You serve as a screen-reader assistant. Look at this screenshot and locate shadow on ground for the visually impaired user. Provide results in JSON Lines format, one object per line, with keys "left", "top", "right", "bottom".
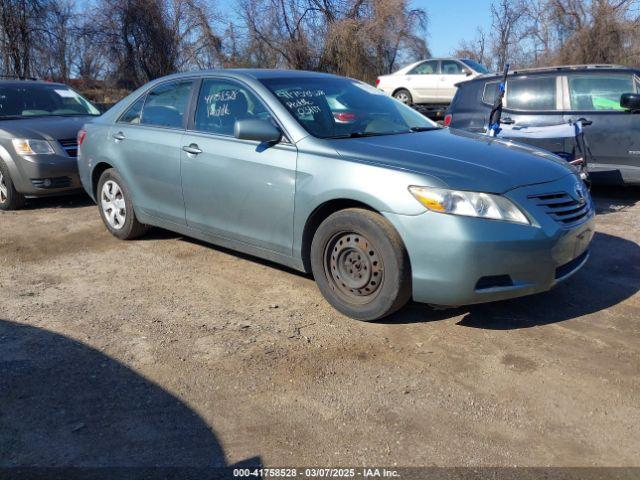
{"left": 590, "top": 185, "right": 640, "bottom": 216}
{"left": 23, "top": 193, "right": 94, "bottom": 210}
{"left": 0, "top": 320, "right": 259, "bottom": 476}
{"left": 383, "top": 231, "right": 640, "bottom": 329}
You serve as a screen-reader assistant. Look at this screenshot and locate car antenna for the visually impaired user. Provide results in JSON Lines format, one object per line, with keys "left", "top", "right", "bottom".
{"left": 487, "top": 63, "right": 510, "bottom": 137}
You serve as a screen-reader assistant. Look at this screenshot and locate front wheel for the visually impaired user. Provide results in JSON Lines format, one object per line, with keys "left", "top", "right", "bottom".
{"left": 310, "top": 208, "right": 412, "bottom": 321}
{"left": 97, "top": 168, "right": 149, "bottom": 240}
{"left": 0, "top": 161, "right": 25, "bottom": 211}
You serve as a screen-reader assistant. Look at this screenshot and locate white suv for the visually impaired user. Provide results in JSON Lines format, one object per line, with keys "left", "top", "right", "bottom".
{"left": 376, "top": 58, "right": 489, "bottom": 105}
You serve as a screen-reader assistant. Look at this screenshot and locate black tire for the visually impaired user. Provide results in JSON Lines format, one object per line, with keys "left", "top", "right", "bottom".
{"left": 0, "top": 160, "right": 26, "bottom": 211}
{"left": 393, "top": 88, "right": 413, "bottom": 105}
{"left": 96, "top": 168, "right": 149, "bottom": 240}
{"left": 310, "top": 208, "right": 412, "bottom": 321}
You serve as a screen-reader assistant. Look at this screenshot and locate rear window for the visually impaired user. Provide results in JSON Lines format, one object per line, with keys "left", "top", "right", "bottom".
{"left": 482, "top": 81, "right": 499, "bottom": 104}
{"left": 506, "top": 76, "right": 557, "bottom": 111}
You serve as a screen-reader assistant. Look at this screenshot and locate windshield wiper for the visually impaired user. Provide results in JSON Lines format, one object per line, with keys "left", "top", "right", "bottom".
{"left": 409, "top": 126, "right": 441, "bottom": 132}
{"left": 326, "top": 131, "right": 404, "bottom": 139}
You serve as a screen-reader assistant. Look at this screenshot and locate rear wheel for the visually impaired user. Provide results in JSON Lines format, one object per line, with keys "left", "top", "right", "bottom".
{"left": 393, "top": 89, "right": 413, "bottom": 105}
{"left": 0, "top": 161, "right": 25, "bottom": 211}
{"left": 310, "top": 208, "right": 412, "bottom": 321}
{"left": 97, "top": 168, "right": 149, "bottom": 240}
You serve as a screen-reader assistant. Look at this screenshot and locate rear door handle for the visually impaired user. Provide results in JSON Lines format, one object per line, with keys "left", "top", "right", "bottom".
{"left": 112, "top": 132, "right": 125, "bottom": 141}
{"left": 501, "top": 117, "right": 515, "bottom": 124}
{"left": 182, "top": 144, "right": 202, "bottom": 155}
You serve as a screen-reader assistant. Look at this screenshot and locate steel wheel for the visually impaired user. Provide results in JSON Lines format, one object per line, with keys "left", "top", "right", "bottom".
{"left": 324, "top": 232, "right": 384, "bottom": 304}
{"left": 0, "top": 171, "right": 7, "bottom": 204}
{"left": 101, "top": 180, "right": 126, "bottom": 230}
{"left": 394, "top": 91, "right": 411, "bottom": 104}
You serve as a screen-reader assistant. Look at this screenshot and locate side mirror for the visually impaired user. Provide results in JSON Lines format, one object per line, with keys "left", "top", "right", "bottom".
{"left": 621, "top": 93, "right": 640, "bottom": 112}
{"left": 234, "top": 119, "right": 282, "bottom": 143}
{"left": 462, "top": 68, "right": 472, "bottom": 76}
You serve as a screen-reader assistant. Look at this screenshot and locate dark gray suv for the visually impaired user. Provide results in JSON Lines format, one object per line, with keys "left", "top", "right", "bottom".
{"left": 0, "top": 79, "right": 100, "bottom": 210}
{"left": 446, "top": 65, "right": 640, "bottom": 185}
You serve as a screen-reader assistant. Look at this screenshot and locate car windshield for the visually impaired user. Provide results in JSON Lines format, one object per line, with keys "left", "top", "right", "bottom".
{"left": 0, "top": 84, "right": 100, "bottom": 119}
{"left": 461, "top": 59, "right": 489, "bottom": 74}
{"left": 260, "top": 77, "right": 437, "bottom": 139}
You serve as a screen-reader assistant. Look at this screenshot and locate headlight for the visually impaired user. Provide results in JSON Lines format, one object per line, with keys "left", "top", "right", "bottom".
{"left": 12, "top": 139, "right": 55, "bottom": 155}
{"left": 409, "top": 186, "right": 530, "bottom": 225}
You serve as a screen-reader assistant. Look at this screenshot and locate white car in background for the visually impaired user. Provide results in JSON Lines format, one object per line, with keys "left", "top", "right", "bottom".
{"left": 376, "top": 58, "right": 489, "bottom": 106}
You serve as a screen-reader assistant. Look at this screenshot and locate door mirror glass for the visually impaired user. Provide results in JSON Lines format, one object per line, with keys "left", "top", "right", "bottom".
{"left": 621, "top": 93, "right": 640, "bottom": 112}
{"left": 234, "top": 118, "right": 281, "bottom": 143}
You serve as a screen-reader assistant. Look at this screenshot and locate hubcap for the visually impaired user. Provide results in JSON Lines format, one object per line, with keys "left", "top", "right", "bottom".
{"left": 325, "top": 232, "right": 383, "bottom": 302}
{"left": 395, "top": 92, "right": 410, "bottom": 104}
{"left": 0, "top": 172, "right": 7, "bottom": 204}
{"left": 101, "top": 180, "right": 126, "bottom": 230}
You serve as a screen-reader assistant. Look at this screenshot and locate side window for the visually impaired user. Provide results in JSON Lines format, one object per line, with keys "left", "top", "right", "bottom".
{"left": 568, "top": 74, "right": 636, "bottom": 111}
{"left": 506, "top": 76, "right": 556, "bottom": 111}
{"left": 441, "top": 60, "right": 464, "bottom": 75}
{"left": 194, "top": 79, "right": 272, "bottom": 136}
{"left": 409, "top": 60, "right": 438, "bottom": 75}
{"left": 118, "top": 97, "right": 145, "bottom": 124}
{"left": 140, "top": 80, "right": 193, "bottom": 128}
{"left": 482, "top": 81, "right": 499, "bottom": 104}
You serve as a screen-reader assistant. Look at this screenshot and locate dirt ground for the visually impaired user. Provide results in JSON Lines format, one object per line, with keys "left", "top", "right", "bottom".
{"left": 1, "top": 186, "right": 639, "bottom": 469}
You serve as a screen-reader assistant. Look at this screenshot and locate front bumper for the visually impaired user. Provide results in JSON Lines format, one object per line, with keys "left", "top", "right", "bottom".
{"left": 12, "top": 154, "right": 82, "bottom": 195}
{"left": 385, "top": 176, "right": 596, "bottom": 306}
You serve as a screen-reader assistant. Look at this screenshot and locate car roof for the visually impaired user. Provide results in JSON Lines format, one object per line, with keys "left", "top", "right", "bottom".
{"left": 161, "top": 69, "right": 343, "bottom": 82}
{"left": 0, "top": 79, "right": 68, "bottom": 88}
{"left": 467, "top": 64, "right": 639, "bottom": 84}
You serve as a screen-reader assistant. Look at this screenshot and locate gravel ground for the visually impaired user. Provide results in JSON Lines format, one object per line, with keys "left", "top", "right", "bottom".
{"left": 1, "top": 186, "right": 639, "bottom": 468}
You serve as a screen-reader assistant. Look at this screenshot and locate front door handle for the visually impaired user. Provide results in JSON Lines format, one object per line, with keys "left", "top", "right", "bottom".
{"left": 182, "top": 144, "right": 202, "bottom": 155}
{"left": 501, "top": 117, "right": 515, "bottom": 124}
{"left": 112, "top": 132, "right": 125, "bottom": 141}
{"left": 575, "top": 117, "right": 593, "bottom": 126}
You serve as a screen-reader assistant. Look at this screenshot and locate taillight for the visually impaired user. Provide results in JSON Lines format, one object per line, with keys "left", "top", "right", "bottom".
{"left": 444, "top": 114, "right": 452, "bottom": 127}
{"left": 375, "top": 78, "right": 380, "bottom": 87}
{"left": 77, "top": 129, "right": 87, "bottom": 146}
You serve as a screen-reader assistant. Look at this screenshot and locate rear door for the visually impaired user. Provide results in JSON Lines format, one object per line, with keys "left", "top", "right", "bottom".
{"left": 439, "top": 60, "right": 469, "bottom": 101}
{"left": 562, "top": 71, "right": 640, "bottom": 183}
{"left": 110, "top": 79, "right": 195, "bottom": 224}
{"left": 501, "top": 74, "right": 567, "bottom": 154}
{"left": 404, "top": 60, "right": 440, "bottom": 103}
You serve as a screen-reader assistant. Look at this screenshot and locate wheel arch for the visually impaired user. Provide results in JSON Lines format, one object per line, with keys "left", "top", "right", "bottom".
{"left": 300, "top": 198, "right": 381, "bottom": 273}
{"left": 91, "top": 162, "right": 115, "bottom": 198}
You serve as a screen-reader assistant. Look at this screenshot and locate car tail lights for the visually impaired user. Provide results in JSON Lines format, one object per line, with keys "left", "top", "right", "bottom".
{"left": 444, "top": 114, "right": 452, "bottom": 127}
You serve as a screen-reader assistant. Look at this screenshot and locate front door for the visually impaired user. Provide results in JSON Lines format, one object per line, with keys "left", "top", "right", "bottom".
{"left": 439, "top": 60, "right": 468, "bottom": 102}
{"left": 180, "top": 78, "right": 297, "bottom": 255}
{"left": 110, "top": 79, "right": 195, "bottom": 224}
{"left": 562, "top": 72, "right": 640, "bottom": 183}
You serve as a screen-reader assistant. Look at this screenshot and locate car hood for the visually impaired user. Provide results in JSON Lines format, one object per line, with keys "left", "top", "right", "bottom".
{"left": 327, "top": 128, "right": 574, "bottom": 193}
{"left": 0, "top": 115, "right": 95, "bottom": 141}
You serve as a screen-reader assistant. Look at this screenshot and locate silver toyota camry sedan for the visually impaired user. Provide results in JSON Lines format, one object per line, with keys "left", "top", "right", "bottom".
{"left": 77, "top": 70, "right": 595, "bottom": 321}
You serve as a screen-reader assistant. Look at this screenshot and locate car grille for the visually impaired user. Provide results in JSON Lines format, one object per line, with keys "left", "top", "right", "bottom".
{"left": 528, "top": 191, "right": 591, "bottom": 226}
{"left": 58, "top": 138, "right": 78, "bottom": 157}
